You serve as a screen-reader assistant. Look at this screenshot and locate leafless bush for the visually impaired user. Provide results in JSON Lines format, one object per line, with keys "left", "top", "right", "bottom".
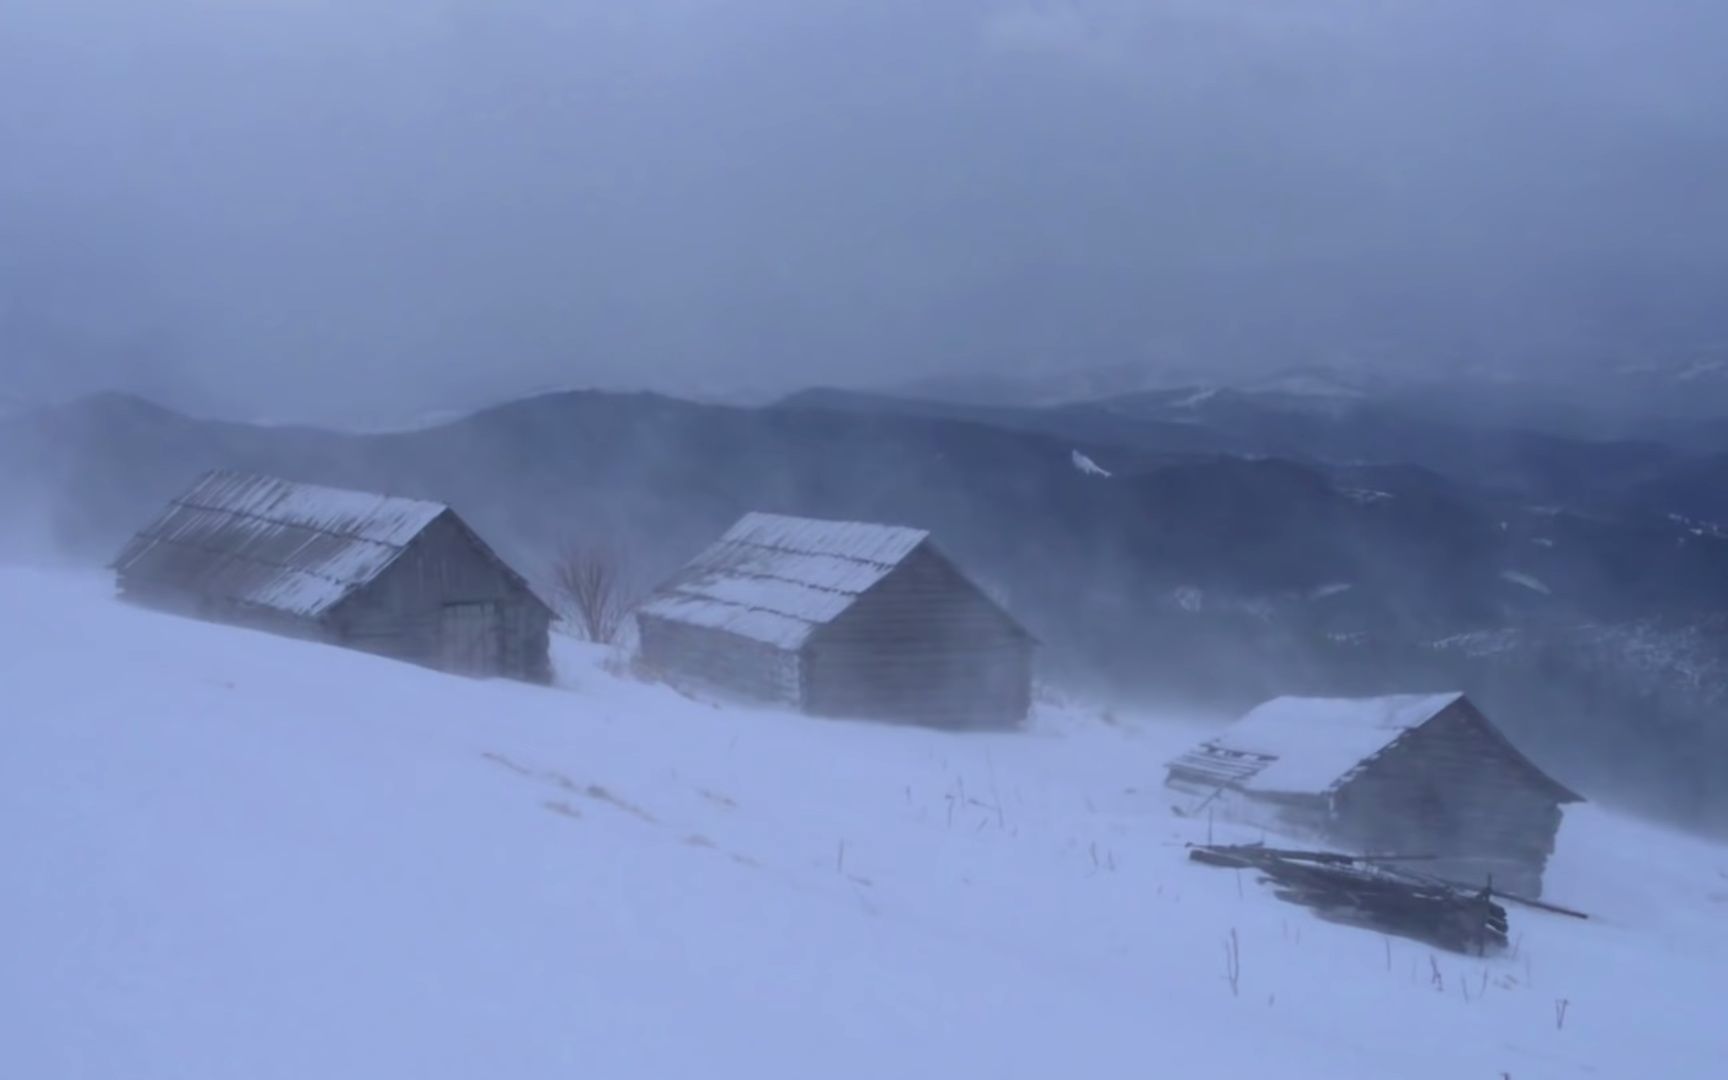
{"left": 551, "top": 539, "right": 636, "bottom": 644}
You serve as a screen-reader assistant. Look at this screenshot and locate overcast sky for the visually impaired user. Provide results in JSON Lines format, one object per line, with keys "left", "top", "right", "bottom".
{"left": 3, "top": 1, "right": 1726, "bottom": 424}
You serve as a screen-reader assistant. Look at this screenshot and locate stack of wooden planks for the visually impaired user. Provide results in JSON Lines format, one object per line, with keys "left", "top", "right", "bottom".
{"left": 1189, "top": 843, "right": 1520, "bottom": 954}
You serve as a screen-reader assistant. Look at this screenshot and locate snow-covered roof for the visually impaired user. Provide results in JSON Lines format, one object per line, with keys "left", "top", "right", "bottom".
{"left": 1167, "top": 692, "right": 1582, "bottom": 803}
{"left": 1167, "top": 693, "right": 1469, "bottom": 798}
{"left": 637, "top": 512, "right": 933, "bottom": 649}
{"left": 113, "top": 470, "right": 450, "bottom": 618}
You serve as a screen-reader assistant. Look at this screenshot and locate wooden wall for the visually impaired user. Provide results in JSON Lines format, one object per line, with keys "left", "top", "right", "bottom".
{"left": 802, "top": 544, "right": 1032, "bottom": 729}
{"left": 329, "top": 512, "right": 551, "bottom": 682}
{"left": 636, "top": 615, "right": 804, "bottom": 707}
{"left": 1328, "top": 703, "right": 1565, "bottom": 896}
{"left": 118, "top": 578, "right": 341, "bottom": 648}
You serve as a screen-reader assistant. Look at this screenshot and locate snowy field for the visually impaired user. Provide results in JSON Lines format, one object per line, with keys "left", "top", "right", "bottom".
{"left": 2, "top": 568, "right": 1725, "bottom": 1078}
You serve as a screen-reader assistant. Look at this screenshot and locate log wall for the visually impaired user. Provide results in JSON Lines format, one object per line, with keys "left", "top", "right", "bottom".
{"left": 329, "top": 512, "right": 551, "bottom": 682}
{"left": 635, "top": 615, "right": 804, "bottom": 707}
{"left": 801, "top": 545, "right": 1032, "bottom": 728}
{"left": 1329, "top": 702, "right": 1565, "bottom": 896}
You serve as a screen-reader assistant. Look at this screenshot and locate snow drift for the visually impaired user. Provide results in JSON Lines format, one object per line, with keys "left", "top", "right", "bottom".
{"left": 1, "top": 569, "right": 1724, "bottom": 1079}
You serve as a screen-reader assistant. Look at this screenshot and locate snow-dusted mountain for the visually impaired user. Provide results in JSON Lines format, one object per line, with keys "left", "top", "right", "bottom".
{"left": 887, "top": 363, "right": 1378, "bottom": 411}
{"left": 889, "top": 361, "right": 1199, "bottom": 408}
{"left": 886, "top": 357, "right": 1728, "bottom": 446}
{"left": 3, "top": 567, "right": 1724, "bottom": 1078}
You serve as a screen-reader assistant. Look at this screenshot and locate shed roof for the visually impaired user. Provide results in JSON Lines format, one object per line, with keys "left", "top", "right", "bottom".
{"left": 1166, "top": 692, "right": 1581, "bottom": 802}
{"left": 112, "top": 470, "right": 450, "bottom": 618}
{"left": 637, "top": 511, "right": 935, "bottom": 649}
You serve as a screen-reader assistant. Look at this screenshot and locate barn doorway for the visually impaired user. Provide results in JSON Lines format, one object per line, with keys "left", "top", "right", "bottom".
{"left": 438, "top": 602, "right": 502, "bottom": 676}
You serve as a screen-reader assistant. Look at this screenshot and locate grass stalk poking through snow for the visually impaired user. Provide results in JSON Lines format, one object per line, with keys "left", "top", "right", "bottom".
{"left": 1223, "top": 928, "right": 1242, "bottom": 998}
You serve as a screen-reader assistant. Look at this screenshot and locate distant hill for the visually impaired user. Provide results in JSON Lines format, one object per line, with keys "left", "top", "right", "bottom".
{"left": 784, "top": 383, "right": 1685, "bottom": 506}
{"left": 4, "top": 387, "right": 1728, "bottom": 828}
{"left": 882, "top": 358, "right": 1728, "bottom": 447}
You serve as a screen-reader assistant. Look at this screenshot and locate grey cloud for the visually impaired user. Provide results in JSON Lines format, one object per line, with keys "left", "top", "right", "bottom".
{"left": 2, "top": 1, "right": 1726, "bottom": 424}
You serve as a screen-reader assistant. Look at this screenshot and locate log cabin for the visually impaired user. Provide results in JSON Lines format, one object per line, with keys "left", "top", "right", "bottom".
{"left": 1165, "top": 693, "right": 1583, "bottom": 896}
{"left": 636, "top": 512, "right": 1034, "bottom": 728}
{"left": 112, "top": 470, "right": 552, "bottom": 682}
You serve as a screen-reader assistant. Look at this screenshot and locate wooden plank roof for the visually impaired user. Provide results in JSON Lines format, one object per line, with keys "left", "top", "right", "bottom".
{"left": 112, "top": 470, "right": 449, "bottom": 618}
{"left": 637, "top": 512, "right": 933, "bottom": 650}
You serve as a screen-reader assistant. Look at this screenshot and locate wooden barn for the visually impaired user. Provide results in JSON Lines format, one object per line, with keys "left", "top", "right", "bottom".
{"left": 636, "top": 512, "right": 1034, "bottom": 728}
{"left": 1165, "top": 693, "right": 1582, "bottom": 896}
{"left": 112, "top": 470, "right": 553, "bottom": 682}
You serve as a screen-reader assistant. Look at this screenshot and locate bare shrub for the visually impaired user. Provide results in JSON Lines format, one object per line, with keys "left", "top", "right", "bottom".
{"left": 551, "top": 539, "right": 636, "bottom": 644}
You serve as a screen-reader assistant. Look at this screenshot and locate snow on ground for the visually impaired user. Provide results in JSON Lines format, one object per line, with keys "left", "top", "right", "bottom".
{"left": 1070, "top": 449, "right": 1112, "bottom": 477}
{"left": 1171, "top": 385, "right": 1222, "bottom": 409}
{"left": 1341, "top": 487, "right": 1395, "bottom": 505}
{"left": 1503, "top": 570, "right": 1555, "bottom": 596}
{"left": 2, "top": 568, "right": 1725, "bottom": 1079}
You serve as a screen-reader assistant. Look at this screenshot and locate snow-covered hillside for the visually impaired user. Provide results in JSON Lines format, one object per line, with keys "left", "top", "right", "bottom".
{"left": 2, "top": 570, "right": 1724, "bottom": 1079}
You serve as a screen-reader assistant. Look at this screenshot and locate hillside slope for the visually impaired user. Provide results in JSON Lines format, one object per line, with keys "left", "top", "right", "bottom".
{"left": 2, "top": 570, "right": 1724, "bottom": 1078}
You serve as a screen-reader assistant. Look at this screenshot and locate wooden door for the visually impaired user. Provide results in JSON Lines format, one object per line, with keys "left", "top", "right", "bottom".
{"left": 439, "top": 602, "right": 501, "bottom": 676}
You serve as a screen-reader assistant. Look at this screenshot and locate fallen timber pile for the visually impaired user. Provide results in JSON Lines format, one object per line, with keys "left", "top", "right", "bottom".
{"left": 1187, "top": 843, "right": 1581, "bottom": 954}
